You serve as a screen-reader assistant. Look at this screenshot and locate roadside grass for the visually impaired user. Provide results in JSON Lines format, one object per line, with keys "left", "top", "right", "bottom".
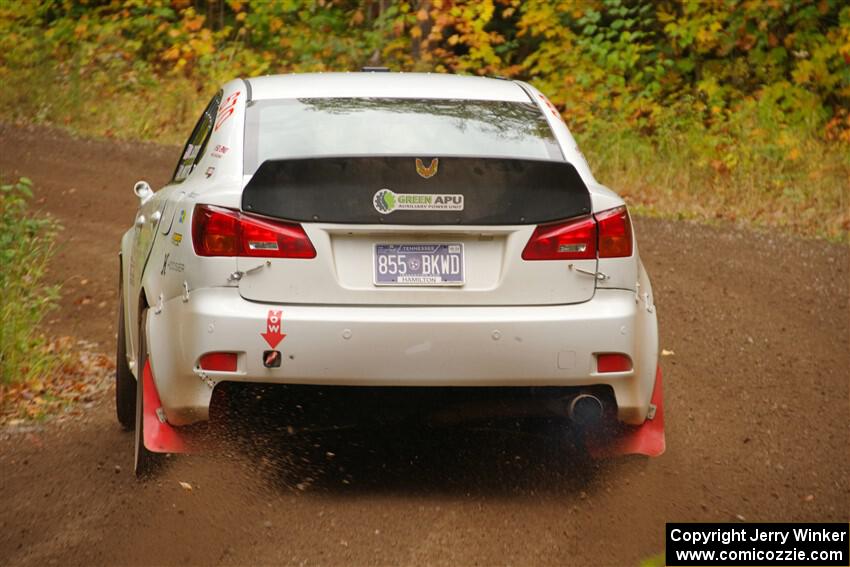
{"left": 0, "top": 177, "right": 63, "bottom": 399}
{"left": 0, "top": 178, "right": 115, "bottom": 423}
{"left": 578, "top": 106, "right": 850, "bottom": 243}
{"left": 0, "top": 57, "right": 198, "bottom": 145}
{"left": 0, "top": 341, "right": 115, "bottom": 424}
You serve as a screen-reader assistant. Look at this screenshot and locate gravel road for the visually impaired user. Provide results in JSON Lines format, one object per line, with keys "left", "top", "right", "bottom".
{"left": 1, "top": 123, "right": 847, "bottom": 566}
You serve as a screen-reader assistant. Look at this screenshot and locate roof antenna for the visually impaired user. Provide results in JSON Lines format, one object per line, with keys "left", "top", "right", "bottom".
{"left": 367, "top": 48, "right": 381, "bottom": 66}
{"left": 362, "top": 49, "right": 389, "bottom": 72}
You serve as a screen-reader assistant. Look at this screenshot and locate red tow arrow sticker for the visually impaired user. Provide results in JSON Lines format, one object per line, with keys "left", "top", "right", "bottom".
{"left": 261, "top": 310, "right": 286, "bottom": 349}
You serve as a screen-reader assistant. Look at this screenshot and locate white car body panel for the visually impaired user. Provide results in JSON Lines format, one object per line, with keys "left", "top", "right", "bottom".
{"left": 236, "top": 223, "right": 598, "bottom": 306}
{"left": 148, "top": 285, "right": 657, "bottom": 426}
{"left": 247, "top": 72, "right": 532, "bottom": 103}
{"left": 120, "top": 72, "right": 659, "bottom": 429}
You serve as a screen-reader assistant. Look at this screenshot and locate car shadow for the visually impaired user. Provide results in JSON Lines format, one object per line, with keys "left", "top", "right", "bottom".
{"left": 198, "top": 383, "right": 637, "bottom": 498}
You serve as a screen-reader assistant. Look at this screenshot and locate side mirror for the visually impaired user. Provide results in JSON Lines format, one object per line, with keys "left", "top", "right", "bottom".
{"left": 133, "top": 181, "right": 153, "bottom": 205}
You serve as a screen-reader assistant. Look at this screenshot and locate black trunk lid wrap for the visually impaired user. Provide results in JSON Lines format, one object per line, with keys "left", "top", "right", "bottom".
{"left": 241, "top": 156, "right": 591, "bottom": 225}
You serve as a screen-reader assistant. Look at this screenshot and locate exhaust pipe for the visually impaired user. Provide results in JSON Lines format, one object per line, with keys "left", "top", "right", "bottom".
{"left": 567, "top": 394, "right": 604, "bottom": 426}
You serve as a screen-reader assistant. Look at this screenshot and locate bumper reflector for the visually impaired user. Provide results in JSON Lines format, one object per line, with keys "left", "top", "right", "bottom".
{"left": 199, "top": 352, "right": 238, "bottom": 372}
{"left": 597, "top": 353, "right": 632, "bottom": 373}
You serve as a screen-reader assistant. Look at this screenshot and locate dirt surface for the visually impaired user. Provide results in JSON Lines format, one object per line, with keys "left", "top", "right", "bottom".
{"left": 1, "top": 123, "right": 848, "bottom": 566}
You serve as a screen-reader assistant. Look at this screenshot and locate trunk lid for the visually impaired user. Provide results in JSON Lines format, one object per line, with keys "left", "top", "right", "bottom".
{"left": 236, "top": 156, "right": 597, "bottom": 306}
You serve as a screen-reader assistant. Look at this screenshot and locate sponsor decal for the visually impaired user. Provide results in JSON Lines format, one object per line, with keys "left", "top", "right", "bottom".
{"left": 205, "top": 166, "right": 215, "bottom": 178}
{"left": 178, "top": 209, "right": 186, "bottom": 224}
{"left": 415, "top": 157, "right": 439, "bottom": 179}
{"left": 210, "top": 144, "right": 229, "bottom": 158}
{"left": 171, "top": 233, "right": 183, "bottom": 246}
{"left": 373, "top": 189, "right": 463, "bottom": 214}
{"left": 167, "top": 260, "right": 185, "bottom": 273}
{"left": 261, "top": 310, "right": 286, "bottom": 349}
{"left": 538, "top": 93, "right": 562, "bottom": 120}
{"left": 214, "top": 91, "right": 240, "bottom": 132}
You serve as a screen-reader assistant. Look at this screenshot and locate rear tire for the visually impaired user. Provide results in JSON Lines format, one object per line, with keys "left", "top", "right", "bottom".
{"left": 115, "top": 288, "right": 136, "bottom": 429}
{"left": 134, "top": 309, "right": 163, "bottom": 477}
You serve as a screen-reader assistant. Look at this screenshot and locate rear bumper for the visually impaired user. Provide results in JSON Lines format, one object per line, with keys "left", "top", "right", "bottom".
{"left": 148, "top": 287, "right": 658, "bottom": 426}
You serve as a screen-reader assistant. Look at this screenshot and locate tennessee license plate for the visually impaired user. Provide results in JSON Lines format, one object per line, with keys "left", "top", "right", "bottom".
{"left": 374, "top": 243, "right": 465, "bottom": 286}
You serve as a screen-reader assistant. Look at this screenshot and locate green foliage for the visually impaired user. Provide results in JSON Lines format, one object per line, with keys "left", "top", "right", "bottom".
{"left": 0, "top": 178, "right": 61, "bottom": 385}
{"left": 0, "top": 0, "right": 847, "bottom": 239}
{"left": 639, "top": 553, "right": 665, "bottom": 567}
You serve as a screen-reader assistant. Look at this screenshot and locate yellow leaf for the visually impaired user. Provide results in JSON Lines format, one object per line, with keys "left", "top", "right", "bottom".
{"left": 162, "top": 46, "right": 181, "bottom": 61}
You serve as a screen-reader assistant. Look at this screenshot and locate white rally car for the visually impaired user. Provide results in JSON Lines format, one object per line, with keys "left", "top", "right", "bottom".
{"left": 117, "top": 72, "right": 664, "bottom": 474}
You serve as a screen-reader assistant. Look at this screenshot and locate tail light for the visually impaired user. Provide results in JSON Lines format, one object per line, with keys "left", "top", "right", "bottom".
{"left": 596, "top": 206, "right": 632, "bottom": 258}
{"left": 521, "top": 206, "right": 632, "bottom": 261}
{"left": 596, "top": 353, "right": 633, "bottom": 373}
{"left": 521, "top": 216, "right": 597, "bottom": 260}
{"left": 192, "top": 204, "right": 316, "bottom": 258}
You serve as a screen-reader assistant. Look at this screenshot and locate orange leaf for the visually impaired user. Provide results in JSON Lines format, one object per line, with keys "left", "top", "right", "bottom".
{"left": 185, "top": 16, "right": 204, "bottom": 32}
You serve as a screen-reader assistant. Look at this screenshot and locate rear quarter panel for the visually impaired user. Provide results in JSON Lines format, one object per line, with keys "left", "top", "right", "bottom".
{"left": 128, "top": 79, "right": 248, "bottom": 372}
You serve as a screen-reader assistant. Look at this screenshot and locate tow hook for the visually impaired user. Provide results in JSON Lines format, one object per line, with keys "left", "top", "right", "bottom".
{"left": 263, "top": 350, "right": 282, "bottom": 368}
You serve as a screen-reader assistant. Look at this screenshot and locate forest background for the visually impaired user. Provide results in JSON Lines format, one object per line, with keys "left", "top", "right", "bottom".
{"left": 1, "top": 0, "right": 848, "bottom": 240}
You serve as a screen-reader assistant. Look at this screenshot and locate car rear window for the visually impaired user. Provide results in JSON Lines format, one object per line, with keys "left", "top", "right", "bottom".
{"left": 243, "top": 98, "right": 562, "bottom": 174}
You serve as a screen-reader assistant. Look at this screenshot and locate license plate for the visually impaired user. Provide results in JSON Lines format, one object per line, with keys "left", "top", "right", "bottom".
{"left": 374, "top": 243, "right": 465, "bottom": 286}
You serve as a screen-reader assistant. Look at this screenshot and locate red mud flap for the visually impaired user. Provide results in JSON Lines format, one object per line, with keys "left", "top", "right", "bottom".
{"left": 142, "top": 361, "right": 191, "bottom": 454}
{"left": 588, "top": 366, "right": 666, "bottom": 458}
